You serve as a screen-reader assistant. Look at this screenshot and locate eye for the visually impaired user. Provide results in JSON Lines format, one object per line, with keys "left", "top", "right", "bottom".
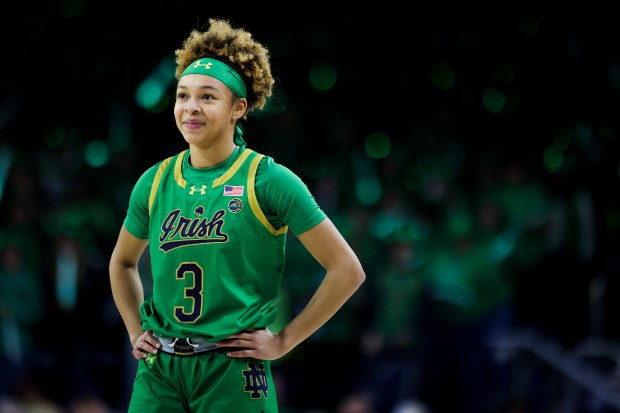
{"left": 202, "top": 94, "right": 214, "bottom": 101}
{"left": 177, "top": 92, "right": 188, "bottom": 99}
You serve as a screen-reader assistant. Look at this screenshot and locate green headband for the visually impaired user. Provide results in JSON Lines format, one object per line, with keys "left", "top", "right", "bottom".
{"left": 180, "top": 58, "right": 247, "bottom": 98}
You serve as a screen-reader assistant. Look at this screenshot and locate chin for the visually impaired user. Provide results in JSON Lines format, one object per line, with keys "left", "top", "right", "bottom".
{"left": 182, "top": 134, "right": 204, "bottom": 144}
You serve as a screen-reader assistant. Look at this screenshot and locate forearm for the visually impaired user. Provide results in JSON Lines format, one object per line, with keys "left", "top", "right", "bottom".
{"left": 278, "top": 262, "right": 364, "bottom": 353}
{"left": 109, "top": 261, "right": 145, "bottom": 344}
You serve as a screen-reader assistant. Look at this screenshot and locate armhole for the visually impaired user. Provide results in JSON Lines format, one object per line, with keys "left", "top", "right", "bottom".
{"left": 248, "top": 155, "right": 288, "bottom": 235}
{"left": 148, "top": 155, "right": 175, "bottom": 215}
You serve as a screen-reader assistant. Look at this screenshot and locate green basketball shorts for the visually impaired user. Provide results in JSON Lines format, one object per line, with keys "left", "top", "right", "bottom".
{"left": 127, "top": 349, "right": 278, "bottom": 413}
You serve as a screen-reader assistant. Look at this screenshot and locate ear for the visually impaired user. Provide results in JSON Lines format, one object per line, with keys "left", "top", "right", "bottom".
{"left": 232, "top": 98, "right": 248, "bottom": 120}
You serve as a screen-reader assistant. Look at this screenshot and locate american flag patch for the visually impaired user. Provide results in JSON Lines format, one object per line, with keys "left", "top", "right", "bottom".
{"left": 223, "top": 185, "right": 244, "bottom": 196}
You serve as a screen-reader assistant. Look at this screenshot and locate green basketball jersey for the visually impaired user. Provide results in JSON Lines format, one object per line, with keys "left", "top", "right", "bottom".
{"left": 133, "top": 147, "right": 298, "bottom": 341}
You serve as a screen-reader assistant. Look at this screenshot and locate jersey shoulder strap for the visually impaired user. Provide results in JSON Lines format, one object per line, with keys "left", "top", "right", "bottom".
{"left": 246, "top": 151, "right": 288, "bottom": 235}
{"left": 147, "top": 148, "right": 254, "bottom": 215}
{"left": 148, "top": 150, "right": 186, "bottom": 215}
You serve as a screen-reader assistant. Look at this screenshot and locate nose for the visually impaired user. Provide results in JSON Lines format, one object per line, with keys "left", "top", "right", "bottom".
{"left": 185, "top": 99, "right": 200, "bottom": 113}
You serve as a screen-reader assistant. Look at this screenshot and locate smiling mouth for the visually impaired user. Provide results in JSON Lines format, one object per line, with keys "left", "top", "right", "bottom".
{"left": 184, "top": 121, "right": 204, "bottom": 128}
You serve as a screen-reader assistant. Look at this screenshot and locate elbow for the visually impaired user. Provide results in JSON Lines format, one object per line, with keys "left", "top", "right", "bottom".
{"left": 356, "top": 265, "right": 366, "bottom": 287}
{"left": 109, "top": 251, "right": 122, "bottom": 277}
{"left": 350, "top": 259, "right": 366, "bottom": 289}
{"left": 109, "top": 250, "right": 137, "bottom": 277}
{"left": 324, "top": 253, "right": 365, "bottom": 290}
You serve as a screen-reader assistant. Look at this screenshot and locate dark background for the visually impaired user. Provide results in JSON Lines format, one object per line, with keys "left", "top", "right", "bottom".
{"left": 1, "top": 3, "right": 620, "bottom": 413}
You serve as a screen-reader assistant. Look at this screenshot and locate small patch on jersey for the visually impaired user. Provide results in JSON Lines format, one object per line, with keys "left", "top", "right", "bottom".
{"left": 195, "top": 206, "right": 205, "bottom": 216}
{"left": 228, "top": 198, "right": 243, "bottom": 213}
{"left": 223, "top": 185, "right": 244, "bottom": 196}
{"left": 189, "top": 184, "right": 207, "bottom": 195}
{"left": 242, "top": 362, "right": 269, "bottom": 399}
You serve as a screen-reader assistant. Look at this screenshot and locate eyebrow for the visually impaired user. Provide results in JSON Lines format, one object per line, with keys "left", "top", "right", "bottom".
{"left": 176, "top": 84, "right": 220, "bottom": 91}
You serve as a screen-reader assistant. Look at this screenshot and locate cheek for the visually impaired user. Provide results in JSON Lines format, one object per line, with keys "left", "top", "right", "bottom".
{"left": 173, "top": 106, "right": 183, "bottom": 121}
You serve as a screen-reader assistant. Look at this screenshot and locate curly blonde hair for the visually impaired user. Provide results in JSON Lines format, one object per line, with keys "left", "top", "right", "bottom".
{"left": 174, "top": 18, "right": 274, "bottom": 114}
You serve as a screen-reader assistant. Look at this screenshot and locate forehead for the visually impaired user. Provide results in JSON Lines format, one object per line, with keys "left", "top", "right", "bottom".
{"left": 177, "top": 74, "right": 227, "bottom": 92}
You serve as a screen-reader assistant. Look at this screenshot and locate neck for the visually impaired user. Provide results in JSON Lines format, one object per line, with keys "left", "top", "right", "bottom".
{"left": 188, "top": 141, "right": 237, "bottom": 168}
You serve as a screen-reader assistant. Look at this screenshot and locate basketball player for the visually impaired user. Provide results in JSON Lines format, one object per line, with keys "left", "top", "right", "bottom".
{"left": 109, "top": 18, "right": 365, "bottom": 413}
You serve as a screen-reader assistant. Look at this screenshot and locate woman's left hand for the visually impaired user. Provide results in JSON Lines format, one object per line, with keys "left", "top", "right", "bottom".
{"left": 216, "top": 328, "right": 286, "bottom": 360}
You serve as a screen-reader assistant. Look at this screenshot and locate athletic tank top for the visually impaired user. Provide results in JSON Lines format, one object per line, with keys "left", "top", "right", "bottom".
{"left": 140, "top": 148, "right": 287, "bottom": 341}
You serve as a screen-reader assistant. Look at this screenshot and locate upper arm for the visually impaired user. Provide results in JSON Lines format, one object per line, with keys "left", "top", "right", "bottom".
{"left": 110, "top": 225, "right": 149, "bottom": 269}
{"left": 296, "top": 218, "right": 363, "bottom": 274}
{"left": 255, "top": 157, "right": 326, "bottom": 235}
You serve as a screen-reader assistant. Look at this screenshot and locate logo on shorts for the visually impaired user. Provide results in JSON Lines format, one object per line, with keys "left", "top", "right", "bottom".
{"left": 242, "top": 362, "right": 268, "bottom": 399}
{"left": 145, "top": 353, "right": 157, "bottom": 365}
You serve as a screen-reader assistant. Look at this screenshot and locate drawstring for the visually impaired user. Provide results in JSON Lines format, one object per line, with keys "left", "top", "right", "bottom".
{"left": 167, "top": 337, "right": 198, "bottom": 347}
{"left": 186, "top": 338, "right": 199, "bottom": 348}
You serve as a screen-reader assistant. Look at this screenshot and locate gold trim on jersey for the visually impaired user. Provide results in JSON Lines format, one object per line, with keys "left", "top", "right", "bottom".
{"left": 248, "top": 154, "right": 288, "bottom": 235}
{"left": 212, "top": 148, "right": 253, "bottom": 188}
{"left": 174, "top": 150, "right": 188, "bottom": 189}
{"left": 150, "top": 148, "right": 288, "bottom": 236}
{"left": 169, "top": 148, "right": 251, "bottom": 190}
{"left": 149, "top": 155, "right": 175, "bottom": 213}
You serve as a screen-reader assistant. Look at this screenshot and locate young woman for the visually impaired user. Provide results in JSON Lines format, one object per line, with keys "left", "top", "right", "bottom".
{"left": 109, "top": 18, "right": 365, "bottom": 412}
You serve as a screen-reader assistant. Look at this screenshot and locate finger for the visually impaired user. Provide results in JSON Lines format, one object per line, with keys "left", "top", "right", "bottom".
{"left": 135, "top": 338, "right": 161, "bottom": 354}
{"left": 216, "top": 340, "right": 236, "bottom": 348}
{"left": 225, "top": 349, "right": 253, "bottom": 358}
{"left": 217, "top": 338, "right": 245, "bottom": 346}
{"left": 132, "top": 349, "right": 148, "bottom": 360}
{"left": 222, "top": 333, "right": 247, "bottom": 340}
{"left": 230, "top": 329, "right": 260, "bottom": 338}
{"left": 143, "top": 336, "right": 162, "bottom": 349}
{"left": 222, "top": 338, "right": 257, "bottom": 348}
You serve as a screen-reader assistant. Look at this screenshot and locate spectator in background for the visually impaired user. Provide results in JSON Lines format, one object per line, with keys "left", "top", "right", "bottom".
{"left": 0, "top": 244, "right": 44, "bottom": 399}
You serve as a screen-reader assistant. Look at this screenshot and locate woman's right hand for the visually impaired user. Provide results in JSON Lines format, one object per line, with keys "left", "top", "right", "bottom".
{"left": 131, "top": 330, "right": 162, "bottom": 359}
